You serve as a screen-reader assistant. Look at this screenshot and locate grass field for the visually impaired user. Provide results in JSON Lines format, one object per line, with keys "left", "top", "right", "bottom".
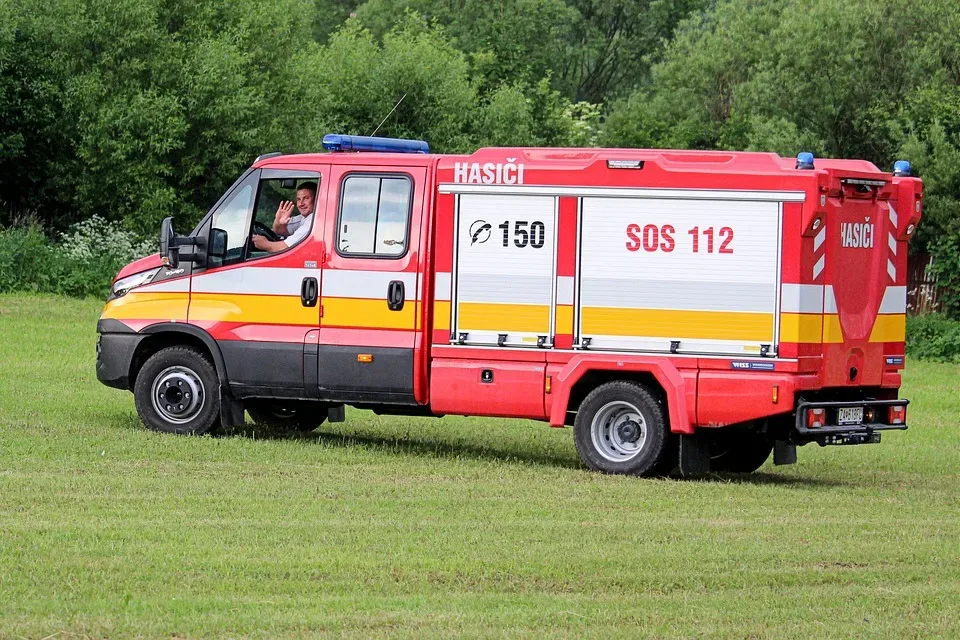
{"left": 1, "top": 294, "right": 958, "bottom": 638}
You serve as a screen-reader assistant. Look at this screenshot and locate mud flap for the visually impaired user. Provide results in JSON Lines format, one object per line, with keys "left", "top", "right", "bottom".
{"left": 219, "top": 386, "right": 245, "bottom": 428}
{"left": 679, "top": 434, "right": 710, "bottom": 475}
{"left": 328, "top": 404, "right": 346, "bottom": 423}
{"left": 774, "top": 440, "right": 797, "bottom": 465}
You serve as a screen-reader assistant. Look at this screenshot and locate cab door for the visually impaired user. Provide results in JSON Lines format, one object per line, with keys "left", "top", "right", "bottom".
{"left": 315, "top": 164, "right": 427, "bottom": 404}
{"left": 188, "top": 166, "right": 328, "bottom": 398}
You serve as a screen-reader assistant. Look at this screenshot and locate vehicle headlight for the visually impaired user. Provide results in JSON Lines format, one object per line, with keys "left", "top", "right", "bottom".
{"left": 112, "top": 268, "right": 159, "bottom": 297}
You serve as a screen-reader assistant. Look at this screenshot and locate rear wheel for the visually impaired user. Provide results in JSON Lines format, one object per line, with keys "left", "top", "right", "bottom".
{"left": 134, "top": 346, "right": 220, "bottom": 435}
{"left": 573, "top": 381, "right": 669, "bottom": 476}
{"left": 707, "top": 429, "right": 773, "bottom": 473}
{"left": 247, "top": 401, "right": 328, "bottom": 432}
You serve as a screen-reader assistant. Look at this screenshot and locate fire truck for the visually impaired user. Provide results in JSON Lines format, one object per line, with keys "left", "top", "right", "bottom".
{"left": 95, "top": 135, "right": 922, "bottom": 475}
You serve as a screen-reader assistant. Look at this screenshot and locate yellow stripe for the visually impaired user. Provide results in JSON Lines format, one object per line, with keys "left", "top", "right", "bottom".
{"left": 581, "top": 307, "right": 773, "bottom": 341}
{"left": 823, "top": 314, "right": 844, "bottom": 343}
{"left": 870, "top": 314, "right": 906, "bottom": 342}
{"left": 101, "top": 292, "right": 188, "bottom": 322}
{"left": 434, "top": 300, "right": 451, "bottom": 331}
{"left": 458, "top": 302, "right": 549, "bottom": 333}
{"left": 189, "top": 293, "right": 317, "bottom": 325}
{"left": 323, "top": 297, "right": 415, "bottom": 330}
{"left": 779, "top": 313, "right": 823, "bottom": 343}
{"left": 556, "top": 304, "right": 574, "bottom": 335}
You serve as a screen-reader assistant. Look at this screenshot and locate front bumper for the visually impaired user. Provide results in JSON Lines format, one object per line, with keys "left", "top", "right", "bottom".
{"left": 96, "top": 320, "right": 144, "bottom": 390}
{"left": 795, "top": 399, "right": 908, "bottom": 445}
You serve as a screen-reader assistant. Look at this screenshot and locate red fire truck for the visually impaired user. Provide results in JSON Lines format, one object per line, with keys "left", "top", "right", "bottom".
{"left": 96, "top": 135, "right": 921, "bottom": 475}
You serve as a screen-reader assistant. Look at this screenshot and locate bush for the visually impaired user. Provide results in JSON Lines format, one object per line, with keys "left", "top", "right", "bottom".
{"left": 0, "top": 218, "right": 151, "bottom": 299}
{"left": 906, "top": 313, "right": 960, "bottom": 363}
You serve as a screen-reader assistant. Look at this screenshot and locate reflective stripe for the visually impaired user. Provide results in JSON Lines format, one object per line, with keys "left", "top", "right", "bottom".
{"left": 101, "top": 292, "right": 188, "bottom": 322}
{"left": 435, "top": 272, "right": 452, "bottom": 302}
{"left": 322, "top": 270, "right": 417, "bottom": 300}
{"left": 192, "top": 267, "right": 417, "bottom": 300}
{"left": 189, "top": 293, "right": 316, "bottom": 325}
{"left": 138, "top": 278, "right": 190, "bottom": 294}
{"left": 779, "top": 313, "right": 823, "bottom": 343}
{"left": 780, "top": 284, "right": 824, "bottom": 314}
{"left": 823, "top": 285, "right": 838, "bottom": 314}
{"left": 879, "top": 286, "right": 907, "bottom": 314}
{"left": 870, "top": 314, "right": 905, "bottom": 342}
{"left": 557, "top": 276, "right": 574, "bottom": 306}
{"left": 458, "top": 302, "right": 550, "bottom": 333}
{"left": 192, "top": 267, "right": 313, "bottom": 296}
{"left": 323, "top": 297, "right": 416, "bottom": 330}
{"left": 581, "top": 307, "right": 774, "bottom": 341}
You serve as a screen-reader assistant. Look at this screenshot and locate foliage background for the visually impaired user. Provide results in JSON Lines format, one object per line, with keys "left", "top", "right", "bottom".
{"left": 1, "top": 0, "right": 958, "bottom": 314}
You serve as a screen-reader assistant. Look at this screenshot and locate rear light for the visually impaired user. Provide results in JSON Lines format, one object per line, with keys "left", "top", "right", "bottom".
{"left": 807, "top": 408, "right": 826, "bottom": 428}
{"left": 888, "top": 405, "right": 906, "bottom": 425}
{"left": 864, "top": 408, "right": 876, "bottom": 423}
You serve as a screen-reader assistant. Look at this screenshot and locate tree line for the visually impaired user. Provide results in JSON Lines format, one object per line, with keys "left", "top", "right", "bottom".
{"left": 1, "top": 0, "right": 958, "bottom": 312}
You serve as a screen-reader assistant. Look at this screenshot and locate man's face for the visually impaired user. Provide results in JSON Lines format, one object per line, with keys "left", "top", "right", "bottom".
{"left": 296, "top": 188, "right": 315, "bottom": 216}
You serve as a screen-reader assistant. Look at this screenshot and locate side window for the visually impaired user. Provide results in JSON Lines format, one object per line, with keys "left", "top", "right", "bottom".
{"left": 246, "top": 176, "right": 320, "bottom": 260}
{"left": 337, "top": 174, "right": 412, "bottom": 257}
{"left": 209, "top": 176, "right": 257, "bottom": 268}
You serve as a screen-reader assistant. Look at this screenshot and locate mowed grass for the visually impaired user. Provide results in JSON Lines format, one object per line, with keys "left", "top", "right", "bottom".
{"left": 0, "top": 294, "right": 958, "bottom": 639}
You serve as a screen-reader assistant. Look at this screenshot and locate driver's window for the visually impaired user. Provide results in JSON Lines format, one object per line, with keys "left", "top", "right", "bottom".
{"left": 245, "top": 176, "right": 320, "bottom": 260}
{"left": 209, "top": 175, "right": 257, "bottom": 268}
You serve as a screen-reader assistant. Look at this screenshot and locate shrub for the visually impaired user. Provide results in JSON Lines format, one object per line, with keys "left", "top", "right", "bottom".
{"left": 906, "top": 313, "right": 960, "bottom": 363}
{"left": 0, "top": 217, "right": 152, "bottom": 299}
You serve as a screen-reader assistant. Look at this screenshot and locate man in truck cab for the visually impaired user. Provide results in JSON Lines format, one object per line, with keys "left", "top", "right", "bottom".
{"left": 251, "top": 181, "right": 317, "bottom": 252}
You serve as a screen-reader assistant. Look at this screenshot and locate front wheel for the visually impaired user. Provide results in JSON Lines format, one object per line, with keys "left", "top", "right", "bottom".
{"left": 134, "top": 346, "right": 220, "bottom": 435}
{"left": 573, "top": 381, "right": 670, "bottom": 476}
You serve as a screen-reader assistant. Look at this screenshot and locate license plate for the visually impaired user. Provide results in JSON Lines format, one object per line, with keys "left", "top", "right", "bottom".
{"left": 837, "top": 407, "right": 864, "bottom": 425}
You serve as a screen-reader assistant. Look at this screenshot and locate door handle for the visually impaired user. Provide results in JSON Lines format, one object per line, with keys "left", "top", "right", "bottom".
{"left": 387, "top": 280, "right": 405, "bottom": 311}
{"left": 301, "top": 277, "right": 318, "bottom": 307}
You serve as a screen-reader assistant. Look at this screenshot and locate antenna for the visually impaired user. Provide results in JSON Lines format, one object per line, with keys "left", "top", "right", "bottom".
{"left": 370, "top": 93, "right": 407, "bottom": 137}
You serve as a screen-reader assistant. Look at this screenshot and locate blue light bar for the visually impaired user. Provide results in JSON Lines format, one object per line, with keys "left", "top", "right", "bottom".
{"left": 796, "top": 152, "right": 815, "bottom": 170}
{"left": 893, "top": 160, "right": 911, "bottom": 177}
{"left": 322, "top": 134, "right": 429, "bottom": 154}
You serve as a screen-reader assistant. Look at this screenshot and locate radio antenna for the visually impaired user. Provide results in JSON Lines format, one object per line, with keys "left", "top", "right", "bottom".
{"left": 370, "top": 93, "right": 407, "bottom": 137}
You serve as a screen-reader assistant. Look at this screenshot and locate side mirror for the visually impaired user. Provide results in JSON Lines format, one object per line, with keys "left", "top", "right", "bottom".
{"left": 159, "top": 217, "right": 179, "bottom": 268}
{"left": 209, "top": 228, "right": 228, "bottom": 259}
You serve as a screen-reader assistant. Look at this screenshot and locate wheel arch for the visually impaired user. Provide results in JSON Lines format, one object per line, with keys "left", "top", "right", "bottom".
{"left": 548, "top": 355, "right": 693, "bottom": 434}
{"left": 131, "top": 324, "right": 228, "bottom": 389}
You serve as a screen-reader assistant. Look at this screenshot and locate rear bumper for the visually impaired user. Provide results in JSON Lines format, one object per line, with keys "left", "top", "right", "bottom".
{"left": 96, "top": 321, "right": 143, "bottom": 390}
{"left": 795, "top": 399, "right": 908, "bottom": 445}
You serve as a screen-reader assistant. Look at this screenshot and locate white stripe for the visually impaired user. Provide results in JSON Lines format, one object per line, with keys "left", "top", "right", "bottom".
{"left": 192, "top": 267, "right": 312, "bottom": 296}
{"left": 887, "top": 259, "right": 896, "bottom": 282}
{"left": 138, "top": 278, "right": 189, "bottom": 294}
{"left": 557, "top": 276, "right": 574, "bottom": 305}
{"left": 888, "top": 232, "right": 897, "bottom": 255}
{"left": 780, "top": 284, "right": 824, "bottom": 313}
{"left": 434, "top": 272, "right": 452, "bottom": 302}
{"left": 322, "top": 270, "right": 417, "bottom": 299}
{"left": 879, "top": 286, "right": 907, "bottom": 314}
{"left": 813, "top": 226, "right": 826, "bottom": 252}
{"left": 888, "top": 202, "right": 898, "bottom": 228}
{"left": 813, "top": 254, "right": 825, "bottom": 280}
{"left": 824, "top": 285, "right": 837, "bottom": 314}
{"left": 438, "top": 183, "right": 806, "bottom": 202}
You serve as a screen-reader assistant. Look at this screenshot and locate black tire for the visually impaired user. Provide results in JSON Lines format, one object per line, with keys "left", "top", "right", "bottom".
{"left": 133, "top": 346, "right": 220, "bottom": 435}
{"left": 246, "top": 401, "right": 327, "bottom": 432}
{"left": 573, "top": 381, "right": 670, "bottom": 476}
{"left": 707, "top": 429, "right": 773, "bottom": 473}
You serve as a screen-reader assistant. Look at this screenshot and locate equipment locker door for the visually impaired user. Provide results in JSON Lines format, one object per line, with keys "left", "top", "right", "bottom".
{"left": 315, "top": 165, "right": 427, "bottom": 404}
{"left": 576, "top": 196, "right": 782, "bottom": 356}
{"left": 451, "top": 194, "right": 558, "bottom": 347}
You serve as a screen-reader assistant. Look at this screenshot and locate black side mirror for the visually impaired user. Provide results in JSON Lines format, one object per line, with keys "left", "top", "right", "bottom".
{"left": 209, "top": 228, "right": 228, "bottom": 259}
{"left": 159, "top": 217, "right": 179, "bottom": 268}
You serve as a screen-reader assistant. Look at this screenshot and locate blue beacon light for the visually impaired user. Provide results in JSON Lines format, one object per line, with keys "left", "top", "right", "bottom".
{"left": 796, "top": 152, "right": 815, "bottom": 170}
{"left": 322, "top": 134, "right": 429, "bottom": 154}
{"left": 893, "top": 160, "right": 911, "bottom": 177}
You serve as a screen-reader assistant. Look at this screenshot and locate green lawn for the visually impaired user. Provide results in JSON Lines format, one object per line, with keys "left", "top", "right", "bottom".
{"left": 1, "top": 294, "right": 958, "bottom": 639}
